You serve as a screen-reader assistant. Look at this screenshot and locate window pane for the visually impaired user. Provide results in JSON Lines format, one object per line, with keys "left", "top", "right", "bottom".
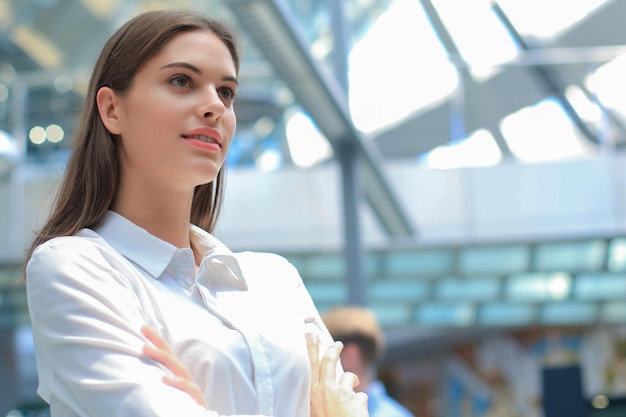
{"left": 370, "top": 304, "right": 413, "bottom": 328}
{"left": 479, "top": 303, "right": 535, "bottom": 325}
{"left": 305, "top": 282, "right": 346, "bottom": 305}
{"left": 534, "top": 240, "right": 606, "bottom": 271}
{"left": 385, "top": 250, "right": 454, "bottom": 277}
{"left": 500, "top": 98, "right": 596, "bottom": 163}
{"left": 506, "top": 272, "right": 571, "bottom": 301}
{"left": 602, "top": 302, "right": 626, "bottom": 323}
{"left": 574, "top": 272, "right": 626, "bottom": 300}
{"left": 305, "top": 254, "right": 346, "bottom": 279}
{"left": 432, "top": 0, "right": 519, "bottom": 79}
{"left": 368, "top": 280, "right": 429, "bottom": 302}
{"left": 416, "top": 303, "right": 475, "bottom": 326}
{"left": 608, "top": 238, "right": 626, "bottom": 271}
{"left": 436, "top": 277, "right": 501, "bottom": 301}
{"left": 460, "top": 245, "right": 529, "bottom": 274}
{"left": 540, "top": 302, "right": 597, "bottom": 324}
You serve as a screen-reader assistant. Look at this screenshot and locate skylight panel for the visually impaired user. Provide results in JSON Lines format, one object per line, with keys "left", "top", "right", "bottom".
{"left": 420, "top": 129, "right": 503, "bottom": 169}
{"left": 285, "top": 110, "right": 333, "bottom": 168}
{"left": 496, "top": 0, "right": 610, "bottom": 41}
{"left": 431, "top": 0, "right": 519, "bottom": 80}
{"left": 565, "top": 85, "right": 603, "bottom": 124}
{"left": 585, "top": 53, "right": 626, "bottom": 127}
{"left": 500, "top": 98, "right": 597, "bottom": 163}
{"left": 348, "top": 0, "right": 458, "bottom": 133}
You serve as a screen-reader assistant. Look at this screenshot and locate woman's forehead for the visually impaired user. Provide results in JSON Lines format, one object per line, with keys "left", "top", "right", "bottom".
{"left": 143, "top": 30, "right": 236, "bottom": 74}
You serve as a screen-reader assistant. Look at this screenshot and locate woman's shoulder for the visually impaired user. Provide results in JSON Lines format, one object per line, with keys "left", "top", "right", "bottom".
{"left": 27, "top": 228, "right": 131, "bottom": 280}
{"left": 30, "top": 229, "right": 113, "bottom": 259}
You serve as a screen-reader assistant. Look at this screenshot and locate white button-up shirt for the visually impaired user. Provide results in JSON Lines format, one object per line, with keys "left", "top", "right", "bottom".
{"left": 26, "top": 211, "right": 335, "bottom": 417}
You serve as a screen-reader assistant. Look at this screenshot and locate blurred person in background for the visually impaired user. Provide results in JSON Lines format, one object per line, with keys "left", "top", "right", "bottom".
{"left": 323, "top": 306, "right": 415, "bottom": 417}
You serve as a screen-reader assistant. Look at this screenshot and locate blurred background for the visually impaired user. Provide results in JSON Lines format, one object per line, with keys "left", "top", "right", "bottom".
{"left": 1, "top": 0, "right": 626, "bottom": 416}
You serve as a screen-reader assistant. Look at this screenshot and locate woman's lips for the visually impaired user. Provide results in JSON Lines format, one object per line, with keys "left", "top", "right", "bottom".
{"left": 182, "top": 127, "right": 222, "bottom": 146}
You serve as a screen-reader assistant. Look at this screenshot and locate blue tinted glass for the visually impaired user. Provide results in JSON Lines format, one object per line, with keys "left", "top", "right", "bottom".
{"left": 602, "top": 302, "right": 626, "bottom": 323}
{"left": 608, "top": 238, "right": 626, "bottom": 271}
{"left": 479, "top": 303, "right": 535, "bottom": 325}
{"left": 305, "top": 282, "right": 347, "bottom": 304}
{"left": 368, "top": 280, "right": 429, "bottom": 301}
{"left": 436, "top": 277, "right": 500, "bottom": 300}
{"left": 416, "top": 303, "right": 475, "bottom": 326}
{"left": 386, "top": 250, "right": 454, "bottom": 276}
{"left": 459, "top": 245, "right": 529, "bottom": 274}
{"left": 574, "top": 272, "right": 626, "bottom": 300}
{"left": 370, "top": 304, "right": 413, "bottom": 327}
{"left": 305, "top": 254, "right": 346, "bottom": 279}
{"left": 506, "top": 272, "right": 571, "bottom": 301}
{"left": 534, "top": 240, "right": 606, "bottom": 271}
{"left": 540, "top": 302, "right": 597, "bottom": 324}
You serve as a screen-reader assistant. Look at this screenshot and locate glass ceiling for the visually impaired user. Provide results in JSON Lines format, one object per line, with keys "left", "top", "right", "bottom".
{"left": 345, "top": 0, "right": 621, "bottom": 168}
{"left": 0, "top": 0, "right": 623, "bottom": 172}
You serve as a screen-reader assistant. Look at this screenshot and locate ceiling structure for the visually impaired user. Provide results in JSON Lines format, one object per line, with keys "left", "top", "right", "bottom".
{"left": 0, "top": 4, "right": 623, "bottom": 163}
{"left": 0, "top": 0, "right": 397, "bottom": 160}
{"left": 0, "top": 0, "right": 622, "bottom": 253}
{"left": 2, "top": 0, "right": 625, "bottom": 303}
{"left": 1, "top": 0, "right": 624, "bottom": 196}
{"left": 374, "top": 0, "right": 626, "bottom": 159}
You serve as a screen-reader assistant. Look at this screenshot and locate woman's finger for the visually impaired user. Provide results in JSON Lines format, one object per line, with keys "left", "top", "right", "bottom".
{"left": 338, "top": 371, "right": 360, "bottom": 390}
{"left": 354, "top": 391, "right": 369, "bottom": 406}
{"left": 141, "top": 326, "right": 209, "bottom": 410}
{"left": 319, "top": 341, "right": 342, "bottom": 386}
{"left": 141, "top": 327, "right": 192, "bottom": 380}
{"left": 162, "top": 375, "right": 209, "bottom": 410}
{"left": 306, "top": 332, "right": 320, "bottom": 388}
{"left": 141, "top": 326, "right": 173, "bottom": 354}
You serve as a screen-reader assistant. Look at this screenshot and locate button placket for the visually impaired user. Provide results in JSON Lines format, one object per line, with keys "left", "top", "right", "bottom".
{"left": 194, "top": 283, "right": 274, "bottom": 415}
{"left": 196, "top": 258, "right": 277, "bottom": 414}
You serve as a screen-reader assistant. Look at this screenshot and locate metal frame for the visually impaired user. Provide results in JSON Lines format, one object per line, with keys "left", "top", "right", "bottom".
{"left": 225, "top": 0, "right": 416, "bottom": 238}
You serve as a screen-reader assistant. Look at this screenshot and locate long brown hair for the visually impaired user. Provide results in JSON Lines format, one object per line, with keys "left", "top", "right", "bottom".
{"left": 25, "top": 10, "right": 240, "bottom": 266}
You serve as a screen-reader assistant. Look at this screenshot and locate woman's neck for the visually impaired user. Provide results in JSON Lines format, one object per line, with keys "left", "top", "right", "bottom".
{"left": 113, "top": 178, "right": 194, "bottom": 249}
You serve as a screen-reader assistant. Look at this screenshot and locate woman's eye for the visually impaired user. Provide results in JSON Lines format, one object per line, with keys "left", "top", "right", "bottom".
{"left": 218, "top": 87, "right": 236, "bottom": 101}
{"left": 170, "top": 75, "right": 192, "bottom": 88}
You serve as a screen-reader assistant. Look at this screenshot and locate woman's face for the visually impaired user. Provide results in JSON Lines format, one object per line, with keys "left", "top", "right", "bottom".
{"left": 102, "top": 30, "right": 237, "bottom": 192}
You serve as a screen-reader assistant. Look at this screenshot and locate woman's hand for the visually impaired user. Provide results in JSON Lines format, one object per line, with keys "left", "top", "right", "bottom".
{"left": 307, "top": 333, "right": 369, "bottom": 417}
{"left": 141, "top": 326, "right": 209, "bottom": 410}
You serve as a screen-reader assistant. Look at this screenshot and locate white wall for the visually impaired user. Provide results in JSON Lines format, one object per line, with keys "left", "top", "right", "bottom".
{"left": 217, "top": 153, "right": 626, "bottom": 250}
{"left": 2, "top": 153, "right": 625, "bottom": 261}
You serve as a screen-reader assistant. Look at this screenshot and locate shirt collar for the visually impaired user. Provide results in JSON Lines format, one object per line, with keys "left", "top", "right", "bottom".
{"left": 94, "top": 211, "right": 246, "bottom": 288}
{"left": 95, "top": 211, "right": 177, "bottom": 278}
{"left": 190, "top": 224, "right": 248, "bottom": 290}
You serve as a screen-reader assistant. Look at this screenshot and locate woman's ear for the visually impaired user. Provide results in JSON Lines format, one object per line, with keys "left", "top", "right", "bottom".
{"left": 96, "top": 86, "right": 122, "bottom": 135}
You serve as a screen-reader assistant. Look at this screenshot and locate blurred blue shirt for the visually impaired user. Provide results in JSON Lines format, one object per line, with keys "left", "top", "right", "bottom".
{"left": 368, "top": 380, "right": 415, "bottom": 417}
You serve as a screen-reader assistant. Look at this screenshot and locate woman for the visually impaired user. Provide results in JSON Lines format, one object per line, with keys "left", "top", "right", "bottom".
{"left": 24, "top": 9, "right": 367, "bottom": 417}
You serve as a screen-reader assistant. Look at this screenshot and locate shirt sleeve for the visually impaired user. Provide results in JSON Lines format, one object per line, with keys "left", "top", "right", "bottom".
{"left": 26, "top": 236, "right": 256, "bottom": 417}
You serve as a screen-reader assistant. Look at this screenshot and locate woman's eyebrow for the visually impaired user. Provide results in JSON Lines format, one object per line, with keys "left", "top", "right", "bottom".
{"left": 159, "top": 62, "right": 202, "bottom": 74}
{"left": 223, "top": 76, "right": 239, "bottom": 85}
{"left": 160, "top": 62, "right": 238, "bottom": 85}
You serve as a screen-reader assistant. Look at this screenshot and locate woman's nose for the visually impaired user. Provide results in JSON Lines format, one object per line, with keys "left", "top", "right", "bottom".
{"left": 198, "top": 88, "right": 224, "bottom": 119}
